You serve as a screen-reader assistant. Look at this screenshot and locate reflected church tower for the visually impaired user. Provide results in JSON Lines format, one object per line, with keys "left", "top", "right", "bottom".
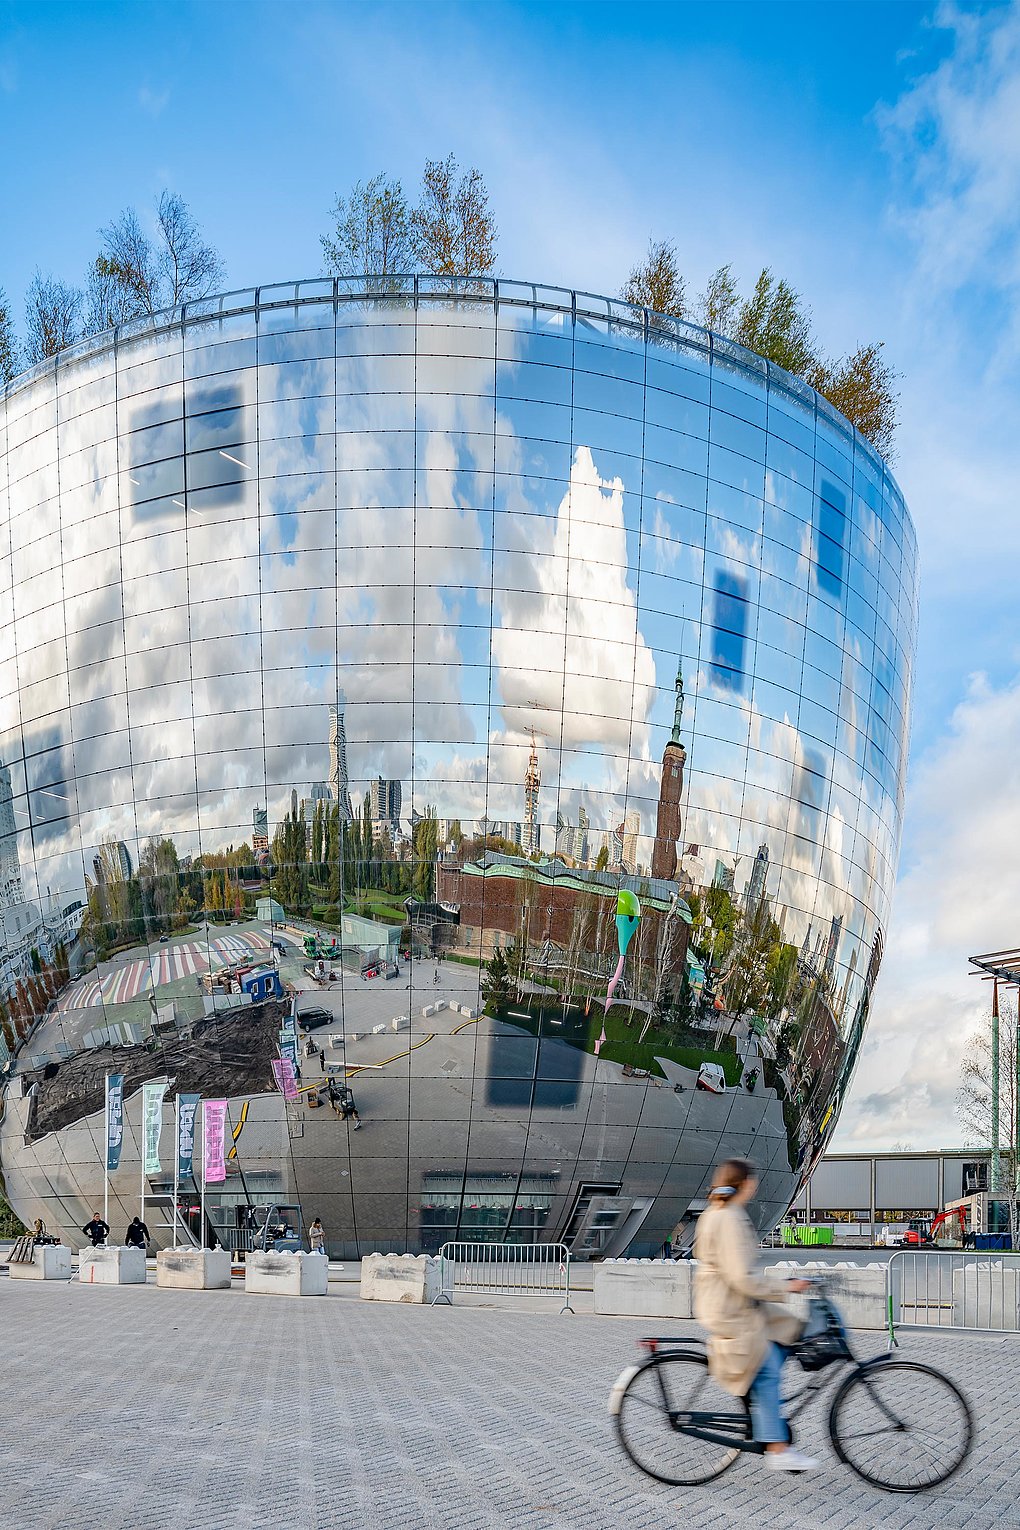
{"left": 651, "top": 663, "right": 687, "bottom": 881}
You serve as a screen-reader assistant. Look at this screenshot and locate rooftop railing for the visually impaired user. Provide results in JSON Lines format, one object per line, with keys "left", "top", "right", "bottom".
{"left": 1, "top": 273, "right": 898, "bottom": 492}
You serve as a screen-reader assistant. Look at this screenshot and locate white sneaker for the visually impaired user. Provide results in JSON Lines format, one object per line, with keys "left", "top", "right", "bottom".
{"left": 765, "top": 1448, "right": 818, "bottom": 1472}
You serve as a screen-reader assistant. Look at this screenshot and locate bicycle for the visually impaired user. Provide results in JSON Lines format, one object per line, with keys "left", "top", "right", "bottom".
{"left": 609, "top": 1285, "right": 973, "bottom": 1493}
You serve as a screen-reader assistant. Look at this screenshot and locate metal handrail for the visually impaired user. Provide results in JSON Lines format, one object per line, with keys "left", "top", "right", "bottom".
{"left": 0, "top": 275, "right": 898, "bottom": 487}
{"left": 886, "top": 1247, "right": 1020, "bottom": 1347}
{"left": 432, "top": 1239, "right": 574, "bottom": 1313}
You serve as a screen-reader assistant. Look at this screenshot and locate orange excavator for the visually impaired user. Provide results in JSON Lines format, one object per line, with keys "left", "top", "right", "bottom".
{"left": 902, "top": 1206, "right": 970, "bottom": 1247}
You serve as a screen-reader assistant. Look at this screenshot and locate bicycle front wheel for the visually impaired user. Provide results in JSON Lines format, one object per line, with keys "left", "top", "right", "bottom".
{"left": 828, "top": 1359, "right": 974, "bottom": 1492}
{"left": 614, "top": 1351, "right": 744, "bottom": 1486}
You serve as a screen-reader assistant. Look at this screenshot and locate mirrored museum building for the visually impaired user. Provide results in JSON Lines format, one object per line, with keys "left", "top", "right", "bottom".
{"left": 0, "top": 278, "right": 918, "bottom": 1256}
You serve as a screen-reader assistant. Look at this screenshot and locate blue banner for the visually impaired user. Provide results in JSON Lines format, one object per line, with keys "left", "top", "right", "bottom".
{"left": 105, "top": 1073, "right": 124, "bottom": 1171}
{"left": 177, "top": 1092, "right": 201, "bottom": 1179}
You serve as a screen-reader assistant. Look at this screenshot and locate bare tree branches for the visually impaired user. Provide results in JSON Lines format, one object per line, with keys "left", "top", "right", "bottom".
{"left": 620, "top": 239, "right": 686, "bottom": 318}
{"left": 83, "top": 192, "right": 223, "bottom": 336}
{"left": 322, "top": 156, "right": 498, "bottom": 282}
{"left": 4, "top": 191, "right": 223, "bottom": 371}
{"left": 320, "top": 174, "right": 414, "bottom": 280}
{"left": 86, "top": 251, "right": 151, "bottom": 335}
{"left": 957, "top": 1003, "right": 1018, "bottom": 1158}
{"left": 156, "top": 191, "right": 224, "bottom": 308}
{"left": 957, "top": 1000, "right": 1019, "bottom": 1242}
{"left": 95, "top": 206, "right": 160, "bottom": 316}
{"left": 0, "top": 288, "right": 19, "bottom": 383}
{"left": 24, "top": 274, "right": 83, "bottom": 364}
{"left": 412, "top": 155, "right": 497, "bottom": 277}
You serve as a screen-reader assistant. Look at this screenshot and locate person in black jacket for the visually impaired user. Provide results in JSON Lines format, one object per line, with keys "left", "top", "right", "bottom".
{"left": 82, "top": 1213, "right": 109, "bottom": 1247}
{"left": 124, "top": 1216, "right": 150, "bottom": 1250}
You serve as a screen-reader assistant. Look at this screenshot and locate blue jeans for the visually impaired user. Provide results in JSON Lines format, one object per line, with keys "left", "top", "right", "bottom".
{"left": 748, "top": 1343, "right": 789, "bottom": 1444}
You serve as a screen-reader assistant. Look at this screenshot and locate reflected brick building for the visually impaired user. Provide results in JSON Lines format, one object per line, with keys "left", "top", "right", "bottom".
{"left": 437, "top": 852, "right": 691, "bottom": 986}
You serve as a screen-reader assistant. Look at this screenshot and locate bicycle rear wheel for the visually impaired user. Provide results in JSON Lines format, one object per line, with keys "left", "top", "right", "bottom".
{"left": 828, "top": 1359, "right": 973, "bottom": 1492}
{"left": 614, "top": 1351, "right": 744, "bottom": 1486}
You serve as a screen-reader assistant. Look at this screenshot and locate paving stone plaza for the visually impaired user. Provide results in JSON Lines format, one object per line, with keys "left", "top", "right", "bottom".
{"left": 1, "top": 1279, "right": 1014, "bottom": 1530}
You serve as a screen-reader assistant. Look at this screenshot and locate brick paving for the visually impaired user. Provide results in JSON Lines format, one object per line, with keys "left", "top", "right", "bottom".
{"left": 1, "top": 1280, "right": 1015, "bottom": 1530}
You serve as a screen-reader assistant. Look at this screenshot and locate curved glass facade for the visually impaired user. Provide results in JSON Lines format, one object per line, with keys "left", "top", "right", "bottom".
{"left": 0, "top": 278, "right": 917, "bottom": 1256}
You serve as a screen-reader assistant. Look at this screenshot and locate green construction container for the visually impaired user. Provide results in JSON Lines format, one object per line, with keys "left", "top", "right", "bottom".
{"left": 780, "top": 1224, "right": 834, "bottom": 1247}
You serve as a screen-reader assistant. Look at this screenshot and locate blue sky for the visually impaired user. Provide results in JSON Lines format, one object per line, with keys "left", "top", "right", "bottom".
{"left": 3, "top": 0, "right": 1020, "bottom": 1147}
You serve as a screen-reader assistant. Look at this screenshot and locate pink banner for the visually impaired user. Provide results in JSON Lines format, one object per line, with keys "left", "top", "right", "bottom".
{"left": 272, "top": 1058, "right": 298, "bottom": 1101}
{"left": 203, "top": 1099, "right": 228, "bottom": 1184}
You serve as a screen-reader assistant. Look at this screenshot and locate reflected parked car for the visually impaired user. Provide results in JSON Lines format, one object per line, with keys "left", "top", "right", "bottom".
{"left": 297, "top": 1007, "right": 333, "bottom": 1032}
{"left": 696, "top": 1062, "right": 726, "bottom": 1094}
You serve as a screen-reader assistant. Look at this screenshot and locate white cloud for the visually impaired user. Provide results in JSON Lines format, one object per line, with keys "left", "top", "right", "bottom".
{"left": 830, "top": 6, "right": 1020, "bottom": 1150}
{"left": 880, "top": 1, "right": 1020, "bottom": 362}
{"left": 492, "top": 444, "right": 657, "bottom": 759}
{"left": 137, "top": 84, "right": 171, "bottom": 117}
{"left": 835, "top": 670, "right": 1020, "bottom": 1150}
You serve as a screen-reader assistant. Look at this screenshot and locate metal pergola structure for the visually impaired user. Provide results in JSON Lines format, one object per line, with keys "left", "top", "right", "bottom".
{"left": 969, "top": 949, "right": 1020, "bottom": 988}
{"left": 969, "top": 950, "right": 1020, "bottom": 1195}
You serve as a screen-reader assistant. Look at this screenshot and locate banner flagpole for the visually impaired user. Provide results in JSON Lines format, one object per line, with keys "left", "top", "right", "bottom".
{"left": 104, "top": 1071, "right": 110, "bottom": 1230}
{"left": 992, "top": 978, "right": 1001, "bottom": 1193}
{"left": 173, "top": 1094, "right": 180, "bottom": 1248}
{"left": 140, "top": 1096, "right": 146, "bottom": 1228}
{"left": 200, "top": 1100, "right": 207, "bottom": 1250}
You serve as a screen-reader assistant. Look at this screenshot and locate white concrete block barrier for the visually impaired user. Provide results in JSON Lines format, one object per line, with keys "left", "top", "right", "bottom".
{"left": 156, "top": 1247, "right": 233, "bottom": 1290}
{"left": 809, "top": 1266, "right": 888, "bottom": 1330}
{"left": 593, "top": 1258, "right": 693, "bottom": 1319}
{"left": 591, "top": 1258, "right": 886, "bottom": 1329}
{"left": 772, "top": 1260, "right": 889, "bottom": 1330}
{"left": 79, "top": 1246, "right": 147, "bottom": 1285}
{"left": 244, "top": 1250, "right": 329, "bottom": 1297}
{"left": 361, "top": 1252, "right": 444, "bottom": 1304}
{"left": 8, "top": 1244, "right": 72, "bottom": 1280}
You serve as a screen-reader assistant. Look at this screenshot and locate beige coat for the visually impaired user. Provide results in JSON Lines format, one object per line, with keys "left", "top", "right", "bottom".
{"left": 693, "top": 1203, "right": 803, "bottom": 1397}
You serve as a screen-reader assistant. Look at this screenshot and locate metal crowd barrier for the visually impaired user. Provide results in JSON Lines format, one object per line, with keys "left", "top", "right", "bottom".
{"left": 431, "top": 1241, "right": 574, "bottom": 1313}
{"left": 887, "top": 1249, "right": 1020, "bottom": 1345}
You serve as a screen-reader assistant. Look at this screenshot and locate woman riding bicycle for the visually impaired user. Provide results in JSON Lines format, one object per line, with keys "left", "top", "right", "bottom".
{"left": 693, "top": 1156, "right": 816, "bottom": 1472}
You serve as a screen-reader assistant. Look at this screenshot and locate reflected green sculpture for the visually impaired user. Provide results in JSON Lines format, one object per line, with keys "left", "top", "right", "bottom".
{"left": 595, "top": 889, "right": 642, "bottom": 1055}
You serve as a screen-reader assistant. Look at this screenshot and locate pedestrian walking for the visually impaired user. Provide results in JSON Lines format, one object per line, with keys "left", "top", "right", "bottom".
{"left": 309, "top": 1217, "right": 326, "bottom": 1254}
{"left": 124, "top": 1215, "right": 150, "bottom": 1250}
{"left": 82, "top": 1212, "right": 110, "bottom": 1247}
{"left": 318, "top": 1048, "right": 326, "bottom": 1069}
{"left": 349, "top": 1105, "right": 361, "bottom": 1130}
